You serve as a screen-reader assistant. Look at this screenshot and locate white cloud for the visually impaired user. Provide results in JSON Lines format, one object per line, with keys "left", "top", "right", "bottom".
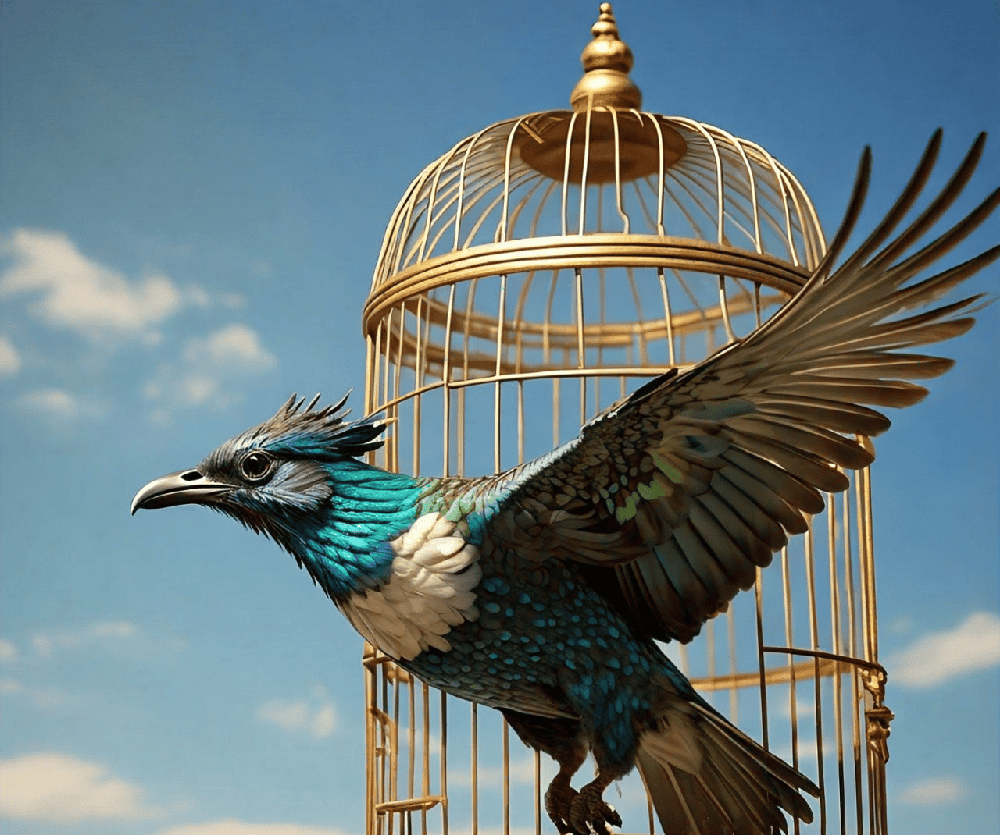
{"left": 0, "top": 228, "right": 204, "bottom": 341}
{"left": 257, "top": 700, "right": 337, "bottom": 740}
{"left": 0, "top": 639, "right": 17, "bottom": 664}
{"left": 0, "top": 752, "right": 163, "bottom": 821}
{"left": 16, "top": 388, "right": 105, "bottom": 422}
{"left": 257, "top": 687, "right": 337, "bottom": 740}
{"left": 899, "top": 776, "right": 967, "bottom": 806}
{"left": 890, "top": 611, "right": 1000, "bottom": 688}
{"left": 19, "top": 388, "right": 77, "bottom": 417}
{"left": 0, "top": 678, "right": 24, "bottom": 695}
{"left": 145, "top": 323, "right": 277, "bottom": 412}
{"left": 1, "top": 230, "right": 273, "bottom": 420}
{"left": 31, "top": 621, "right": 138, "bottom": 658}
{"left": 310, "top": 703, "right": 337, "bottom": 738}
{"left": 0, "top": 334, "right": 21, "bottom": 376}
{"left": 153, "top": 819, "right": 350, "bottom": 835}
{"left": 90, "top": 621, "right": 138, "bottom": 639}
{"left": 0, "top": 677, "right": 76, "bottom": 710}
{"left": 185, "top": 323, "right": 277, "bottom": 370}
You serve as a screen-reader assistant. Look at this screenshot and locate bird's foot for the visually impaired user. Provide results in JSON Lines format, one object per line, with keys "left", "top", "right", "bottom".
{"left": 569, "top": 780, "right": 621, "bottom": 835}
{"left": 545, "top": 772, "right": 580, "bottom": 834}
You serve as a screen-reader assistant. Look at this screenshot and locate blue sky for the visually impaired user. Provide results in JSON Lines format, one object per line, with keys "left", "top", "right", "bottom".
{"left": 1, "top": 2, "right": 997, "bottom": 834}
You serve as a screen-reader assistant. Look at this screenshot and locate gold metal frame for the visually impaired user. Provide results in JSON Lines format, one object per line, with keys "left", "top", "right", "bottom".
{"left": 360, "top": 6, "right": 889, "bottom": 834}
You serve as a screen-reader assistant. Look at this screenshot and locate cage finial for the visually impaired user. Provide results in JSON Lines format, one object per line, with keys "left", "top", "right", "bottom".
{"left": 570, "top": 3, "right": 642, "bottom": 111}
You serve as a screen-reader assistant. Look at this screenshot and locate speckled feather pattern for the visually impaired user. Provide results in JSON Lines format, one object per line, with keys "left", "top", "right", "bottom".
{"left": 399, "top": 512, "right": 665, "bottom": 754}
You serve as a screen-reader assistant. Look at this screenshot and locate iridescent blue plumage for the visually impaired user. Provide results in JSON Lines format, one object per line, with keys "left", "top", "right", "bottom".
{"left": 132, "top": 134, "right": 999, "bottom": 834}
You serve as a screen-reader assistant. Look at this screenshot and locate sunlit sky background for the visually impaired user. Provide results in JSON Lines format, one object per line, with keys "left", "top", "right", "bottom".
{"left": 1, "top": 2, "right": 997, "bottom": 834}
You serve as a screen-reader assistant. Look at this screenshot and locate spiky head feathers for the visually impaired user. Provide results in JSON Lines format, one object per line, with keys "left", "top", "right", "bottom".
{"left": 206, "top": 391, "right": 388, "bottom": 468}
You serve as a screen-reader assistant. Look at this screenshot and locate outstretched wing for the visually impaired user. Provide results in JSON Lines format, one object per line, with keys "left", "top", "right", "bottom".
{"left": 488, "top": 131, "right": 999, "bottom": 644}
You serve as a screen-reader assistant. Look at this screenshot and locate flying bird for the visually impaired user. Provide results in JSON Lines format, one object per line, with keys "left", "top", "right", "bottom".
{"left": 133, "top": 132, "right": 998, "bottom": 835}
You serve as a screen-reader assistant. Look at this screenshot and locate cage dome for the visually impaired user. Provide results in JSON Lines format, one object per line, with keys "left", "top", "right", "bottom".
{"left": 364, "top": 6, "right": 825, "bottom": 386}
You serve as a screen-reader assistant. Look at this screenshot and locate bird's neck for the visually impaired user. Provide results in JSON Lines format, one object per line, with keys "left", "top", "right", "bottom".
{"left": 287, "top": 461, "right": 426, "bottom": 601}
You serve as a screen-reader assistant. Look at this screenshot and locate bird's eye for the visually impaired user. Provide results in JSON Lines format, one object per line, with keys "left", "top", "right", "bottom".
{"left": 239, "top": 451, "right": 274, "bottom": 483}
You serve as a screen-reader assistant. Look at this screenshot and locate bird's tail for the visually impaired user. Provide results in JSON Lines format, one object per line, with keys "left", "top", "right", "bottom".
{"left": 635, "top": 701, "right": 819, "bottom": 835}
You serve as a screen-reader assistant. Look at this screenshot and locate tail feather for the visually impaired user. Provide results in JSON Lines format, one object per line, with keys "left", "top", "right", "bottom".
{"left": 636, "top": 759, "right": 709, "bottom": 834}
{"left": 637, "top": 705, "right": 818, "bottom": 835}
{"left": 695, "top": 764, "right": 769, "bottom": 833}
{"left": 699, "top": 741, "right": 778, "bottom": 828}
{"left": 701, "top": 717, "right": 815, "bottom": 824}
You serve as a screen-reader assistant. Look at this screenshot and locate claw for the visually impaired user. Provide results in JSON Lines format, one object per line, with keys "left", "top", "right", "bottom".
{"left": 569, "top": 780, "right": 622, "bottom": 835}
{"left": 545, "top": 771, "right": 581, "bottom": 834}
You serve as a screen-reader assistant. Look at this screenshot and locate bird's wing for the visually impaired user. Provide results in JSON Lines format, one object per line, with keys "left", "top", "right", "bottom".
{"left": 487, "top": 131, "right": 999, "bottom": 643}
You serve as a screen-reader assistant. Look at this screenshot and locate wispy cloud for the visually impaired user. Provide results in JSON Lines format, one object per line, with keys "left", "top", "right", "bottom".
{"left": 153, "top": 820, "right": 351, "bottom": 835}
{"left": 31, "top": 621, "right": 138, "bottom": 658}
{"left": 257, "top": 686, "right": 337, "bottom": 740}
{"left": 899, "top": 776, "right": 967, "bottom": 806}
{"left": 0, "top": 653, "right": 78, "bottom": 709}
{"left": 890, "top": 611, "right": 1000, "bottom": 688}
{"left": 0, "top": 678, "right": 23, "bottom": 695}
{"left": 3, "top": 682, "right": 75, "bottom": 710}
{"left": 0, "top": 228, "right": 205, "bottom": 343}
{"left": 187, "top": 323, "right": 275, "bottom": 368}
{"left": 16, "top": 388, "right": 104, "bottom": 422}
{"left": 0, "top": 639, "right": 17, "bottom": 664}
{"left": 0, "top": 334, "right": 21, "bottom": 376}
{"left": 0, "top": 752, "right": 165, "bottom": 821}
{"left": 1, "top": 229, "right": 275, "bottom": 421}
{"left": 145, "top": 323, "right": 277, "bottom": 414}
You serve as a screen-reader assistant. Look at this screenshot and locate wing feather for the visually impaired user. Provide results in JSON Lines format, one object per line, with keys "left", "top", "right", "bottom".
{"left": 688, "top": 499, "right": 762, "bottom": 588}
{"left": 720, "top": 447, "right": 823, "bottom": 519}
{"left": 734, "top": 415, "right": 874, "bottom": 469}
{"left": 709, "top": 472, "right": 789, "bottom": 551}
{"left": 485, "top": 132, "right": 998, "bottom": 642}
{"left": 754, "top": 395, "right": 891, "bottom": 435}
{"left": 696, "top": 492, "right": 774, "bottom": 568}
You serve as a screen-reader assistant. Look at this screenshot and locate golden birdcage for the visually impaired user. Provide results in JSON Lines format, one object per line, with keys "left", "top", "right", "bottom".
{"left": 361, "top": 5, "right": 890, "bottom": 834}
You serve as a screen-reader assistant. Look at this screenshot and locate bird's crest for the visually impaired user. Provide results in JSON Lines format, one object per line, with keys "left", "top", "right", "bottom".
{"left": 238, "top": 392, "right": 388, "bottom": 461}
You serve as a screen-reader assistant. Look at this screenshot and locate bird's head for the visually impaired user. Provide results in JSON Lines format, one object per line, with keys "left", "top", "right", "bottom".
{"left": 131, "top": 392, "right": 394, "bottom": 557}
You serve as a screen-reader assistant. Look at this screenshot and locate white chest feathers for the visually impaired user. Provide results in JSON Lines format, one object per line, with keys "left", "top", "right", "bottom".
{"left": 338, "top": 511, "right": 482, "bottom": 661}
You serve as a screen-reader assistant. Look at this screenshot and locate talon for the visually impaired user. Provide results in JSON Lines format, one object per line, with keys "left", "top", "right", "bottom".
{"left": 545, "top": 772, "right": 582, "bottom": 834}
{"left": 570, "top": 781, "right": 622, "bottom": 835}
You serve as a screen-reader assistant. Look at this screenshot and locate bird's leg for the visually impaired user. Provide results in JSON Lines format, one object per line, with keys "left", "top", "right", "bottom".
{"left": 569, "top": 769, "right": 622, "bottom": 835}
{"left": 544, "top": 752, "right": 588, "bottom": 834}
{"left": 501, "top": 709, "right": 589, "bottom": 834}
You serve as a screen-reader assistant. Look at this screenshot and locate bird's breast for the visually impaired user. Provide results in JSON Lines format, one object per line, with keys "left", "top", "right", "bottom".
{"left": 338, "top": 511, "right": 482, "bottom": 660}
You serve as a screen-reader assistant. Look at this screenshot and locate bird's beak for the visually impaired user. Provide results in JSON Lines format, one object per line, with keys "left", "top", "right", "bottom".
{"left": 131, "top": 469, "right": 233, "bottom": 514}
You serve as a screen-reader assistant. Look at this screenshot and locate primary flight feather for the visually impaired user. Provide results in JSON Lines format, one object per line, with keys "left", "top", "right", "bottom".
{"left": 133, "top": 132, "right": 998, "bottom": 835}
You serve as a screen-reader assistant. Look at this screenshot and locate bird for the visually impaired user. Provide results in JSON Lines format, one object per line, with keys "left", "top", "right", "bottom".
{"left": 133, "top": 131, "right": 998, "bottom": 835}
